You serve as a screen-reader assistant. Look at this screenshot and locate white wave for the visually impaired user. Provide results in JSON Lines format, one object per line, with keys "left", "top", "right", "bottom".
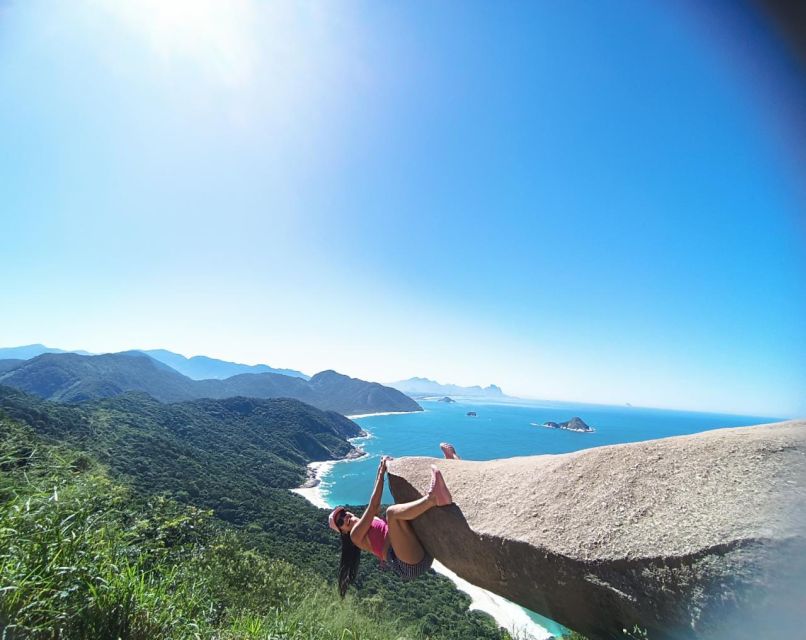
{"left": 432, "top": 561, "right": 554, "bottom": 640}
{"left": 347, "top": 410, "right": 421, "bottom": 419}
{"left": 289, "top": 485, "right": 330, "bottom": 509}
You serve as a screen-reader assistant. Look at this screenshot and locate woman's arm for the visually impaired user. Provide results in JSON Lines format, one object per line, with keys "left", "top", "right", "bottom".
{"left": 350, "top": 456, "right": 390, "bottom": 545}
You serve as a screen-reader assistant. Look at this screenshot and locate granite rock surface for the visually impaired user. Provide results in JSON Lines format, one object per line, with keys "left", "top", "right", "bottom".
{"left": 387, "top": 421, "right": 806, "bottom": 639}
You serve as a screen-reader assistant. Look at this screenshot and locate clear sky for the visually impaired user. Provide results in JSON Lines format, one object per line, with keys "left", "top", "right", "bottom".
{"left": 1, "top": 1, "right": 804, "bottom": 417}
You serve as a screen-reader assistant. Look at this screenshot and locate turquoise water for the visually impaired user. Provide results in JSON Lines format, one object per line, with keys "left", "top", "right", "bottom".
{"left": 321, "top": 398, "right": 779, "bottom": 507}
{"left": 318, "top": 398, "right": 779, "bottom": 636}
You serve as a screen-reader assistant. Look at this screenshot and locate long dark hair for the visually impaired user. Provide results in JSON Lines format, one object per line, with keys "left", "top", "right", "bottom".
{"left": 338, "top": 533, "right": 361, "bottom": 597}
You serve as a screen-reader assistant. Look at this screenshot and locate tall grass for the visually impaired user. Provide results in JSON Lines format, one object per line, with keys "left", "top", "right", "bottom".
{"left": 0, "top": 423, "right": 211, "bottom": 639}
{"left": 0, "top": 419, "right": 422, "bottom": 639}
{"left": 202, "top": 531, "right": 421, "bottom": 639}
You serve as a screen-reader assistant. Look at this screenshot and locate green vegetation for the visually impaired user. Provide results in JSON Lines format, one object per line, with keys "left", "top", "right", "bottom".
{"left": 0, "top": 416, "right": 424, "bottom": 639}
{"left": 0, "top": 352, "right": 421, "bottom": 415}
{"left": 559, "top": 625, "right": 649, "bottom": 639}
{"left": 0, "top": 387, "right": 509, "bottom": 639}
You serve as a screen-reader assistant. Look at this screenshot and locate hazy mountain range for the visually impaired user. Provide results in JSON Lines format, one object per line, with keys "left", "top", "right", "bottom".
{"left": 0, "top": 350, "right": 420, "bottom": 416}
{"left": 388, "top": 376, "right": 505, "bottom": 399}
{"left": 0, "top": 344, "right": 308, "bottom": 380}
{"left": 0, "top": 344, "right": 506, "bottom": 411}
{"left": 141, "top": 349, "right": 309, "bottom": 380}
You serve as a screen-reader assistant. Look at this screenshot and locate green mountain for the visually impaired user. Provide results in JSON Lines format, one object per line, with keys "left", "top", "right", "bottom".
{"left": 0, "top": 344, "right": 309, "bottom": 380}
{"left": 0, "top": 386, "right": 508, "bottom": 640}
{"left": 0, "top": 420, "right": 424, "bottom": 640}
{"left": 0, "top": 386, "right": 363, "bottom": 518}
{"left": 141, "top": 348, "right": 310, "bottom": 380}
{"left": 307, "top": 369, "right": 422, "bottom": 415}
{"left": 0, "top": 352, "right": 422, "bottom": 415}
{"left": 0, "top": 359, "right": 23, "bottom": 374}
{"left": 0, "top": 352, "right": 202, "bottom": 403}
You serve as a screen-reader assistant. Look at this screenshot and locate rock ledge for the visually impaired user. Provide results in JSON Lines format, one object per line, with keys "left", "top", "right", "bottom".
{"left": 387, "top": 421, "right": 806, "bottom": 639}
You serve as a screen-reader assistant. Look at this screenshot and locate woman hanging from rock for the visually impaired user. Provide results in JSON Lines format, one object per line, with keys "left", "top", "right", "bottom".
{"left": 328, "top": 444, "right": 458, "bottom": 595}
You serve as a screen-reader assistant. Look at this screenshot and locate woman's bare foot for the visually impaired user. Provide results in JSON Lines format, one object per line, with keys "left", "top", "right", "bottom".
{"left": 428, "top": 465, "right": 453, "bottom": 506}
{"left": 440, "top": 442, "right": 460, "bottom": 459}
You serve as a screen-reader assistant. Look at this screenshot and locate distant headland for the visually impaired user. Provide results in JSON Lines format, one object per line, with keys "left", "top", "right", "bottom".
{"left": 388, "top": 376, "right": 505, "bottom": 399}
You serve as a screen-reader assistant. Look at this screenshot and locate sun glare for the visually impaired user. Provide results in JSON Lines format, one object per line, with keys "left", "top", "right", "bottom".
{"left": 95, "top": 0, "right": 256, "bottom": 86}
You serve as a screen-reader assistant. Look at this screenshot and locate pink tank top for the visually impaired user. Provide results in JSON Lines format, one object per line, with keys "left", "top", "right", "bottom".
{"left": 366, "top": 517, "right": 388, "bottom": 560}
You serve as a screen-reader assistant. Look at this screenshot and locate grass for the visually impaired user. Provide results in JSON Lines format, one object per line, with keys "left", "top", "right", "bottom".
{"left": 0, "top": 417, "right": 425, "bottom": 640}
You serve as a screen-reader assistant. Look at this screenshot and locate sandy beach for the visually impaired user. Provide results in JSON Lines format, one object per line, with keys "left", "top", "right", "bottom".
{"left": 431, "top": 561, "right": 554, "bottom": 640}
{"left": 289, "top": 460, "right": 337, "bottom": 509}
{"left": 289, "top": 455, "right": 555, "bottom": 640}
{"left": 346, "top": 410, "right": 423, "bottom": 419}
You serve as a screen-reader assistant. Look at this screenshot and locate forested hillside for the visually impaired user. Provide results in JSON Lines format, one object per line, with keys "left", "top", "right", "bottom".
{"left": 0, "top": 352, "right": 422, "bottom": 415}
{"left": 0, "top": 387, "right": 508, "bottom": 640}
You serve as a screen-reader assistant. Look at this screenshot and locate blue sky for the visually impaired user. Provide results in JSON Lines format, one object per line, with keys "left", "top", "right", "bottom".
{"left": 1, "top": 1, "right": 804, "bottom": 417}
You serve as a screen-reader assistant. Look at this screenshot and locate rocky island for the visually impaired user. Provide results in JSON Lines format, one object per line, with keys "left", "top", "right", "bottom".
{"left": 541, "top": 416, "right": 593, "bottom": 432}
{"left": 437, "top": 396, "right": 456, "bottom": 403}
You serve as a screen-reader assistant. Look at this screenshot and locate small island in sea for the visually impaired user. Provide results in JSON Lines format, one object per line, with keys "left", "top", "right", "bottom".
{"left": 467, "top": 411, "right": 477, "bottom": 417}
{"left": 538, "top": 416, "right": 594, "bottom": 433}
{"left": 438, "top": 396, "right": 456, "bottom": 403}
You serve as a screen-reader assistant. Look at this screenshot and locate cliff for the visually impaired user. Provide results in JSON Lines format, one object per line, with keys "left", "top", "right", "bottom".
{"left": 387, "top": 421, "right": 806, "bottom": 639}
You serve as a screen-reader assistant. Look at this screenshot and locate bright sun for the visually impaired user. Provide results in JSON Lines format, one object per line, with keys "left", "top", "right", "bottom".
{"left": 95, "top": 0, "right": 256, "bottom": 86}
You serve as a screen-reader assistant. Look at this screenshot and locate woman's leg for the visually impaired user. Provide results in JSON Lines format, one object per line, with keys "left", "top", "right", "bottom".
{"left": 386, "top": 494, "right": 436, "bottom": 564}
{"left": 386, "top": 467, "right": 452, "bottom": 565}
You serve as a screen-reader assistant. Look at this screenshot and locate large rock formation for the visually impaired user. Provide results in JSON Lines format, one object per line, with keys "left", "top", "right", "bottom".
{"left": 387, "top": 421, "right": 806, "bottom": 640}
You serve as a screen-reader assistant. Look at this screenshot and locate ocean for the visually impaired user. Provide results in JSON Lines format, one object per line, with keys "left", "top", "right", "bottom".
{"left": 309, "top": 398, "right": 780, "bottom": 638}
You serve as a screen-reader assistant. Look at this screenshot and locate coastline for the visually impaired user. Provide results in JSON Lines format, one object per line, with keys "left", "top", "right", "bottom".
{"left": 431, "top": 561, "right": 554, "bottom": 640}
{"left": 291, "top": 412, "right": 417, "bottom": 508}
{"left": 290, "top": 460, "right": 338, "bottom": 509}
{"left": 289, "top": 434, "right": 555, "bottom": 640}
{"left": 290, "top": 443, "right": 369, "bottom": 508}
{"left": 346, "top": 409, "right": 423, "bottom": 419}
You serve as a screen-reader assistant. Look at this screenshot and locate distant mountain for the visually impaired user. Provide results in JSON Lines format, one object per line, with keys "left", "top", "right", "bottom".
{"left": 388, "top": 376, "right": 505, "bottom": 399}
{"left": 306, "top": 370, "right": 421, "bottom": 415}
{"left": 140, "top": 348, "right": 309, "bottom": 381}
{"left": 0, "top": 344, "right": 308, "bottom": 381}
{"left": 0, "top": 352, "right": 199, "bottom": 403}
{"left": 0, "top": 352, "right": 421, "bottom": 415}
{"left": 0, "top": 344, "right": 92, "bottom": 359}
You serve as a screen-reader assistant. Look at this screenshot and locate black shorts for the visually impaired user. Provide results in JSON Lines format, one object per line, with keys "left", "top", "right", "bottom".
{"left": 386, "top": 547, "right": 433, "bottom": 580}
